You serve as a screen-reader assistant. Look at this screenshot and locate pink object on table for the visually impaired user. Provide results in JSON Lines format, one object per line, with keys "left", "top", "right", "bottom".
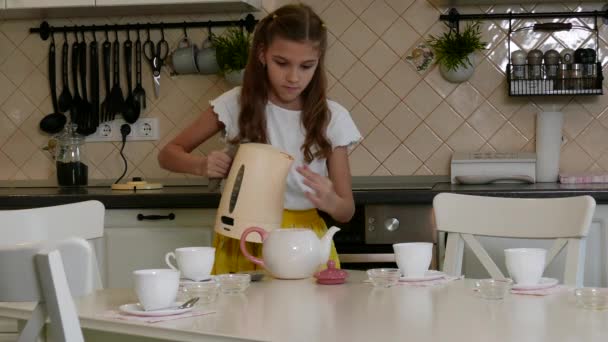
{"left": 559, "top": 172, "right": 608, "bottom": 184}
{"left": 314, "top": 261, "right": 348, "bottom": 285}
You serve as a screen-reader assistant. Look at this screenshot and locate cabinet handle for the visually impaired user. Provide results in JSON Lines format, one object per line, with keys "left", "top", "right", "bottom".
{"left": 137, "top": 213, "right": 176, "bottom": 221}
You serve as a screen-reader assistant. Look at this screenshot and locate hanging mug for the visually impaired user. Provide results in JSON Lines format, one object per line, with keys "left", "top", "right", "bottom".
{"left": 196, "top": 28, "right": 220, "bottom": 75}
{"left": 170, "top": 31, "right": 199, "bottom": 75}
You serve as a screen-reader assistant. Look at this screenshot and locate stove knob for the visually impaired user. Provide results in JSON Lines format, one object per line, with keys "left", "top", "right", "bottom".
{"left": 368, "top": 225, "right": 376, "bottom": 232}
{"left": 384, "top": 218, "right": 399, "bottom": 232}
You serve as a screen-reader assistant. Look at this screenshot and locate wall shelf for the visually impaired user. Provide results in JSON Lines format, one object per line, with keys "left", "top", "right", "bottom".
{"left": 439, "top": 7, "right": 607, "bottom": 96}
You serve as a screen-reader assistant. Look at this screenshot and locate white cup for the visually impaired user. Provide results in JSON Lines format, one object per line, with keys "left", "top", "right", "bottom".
{"left": 133, "top": 269, "right": 180, "bottom": 311}
{"left": 393, "top": 242, "right": 433, "bottom": 278}
{"left": 505, "top": 248, "right": 547, "bottom": 286}
{"left": 165, "top": 247, "right": 215, "bottom": 281}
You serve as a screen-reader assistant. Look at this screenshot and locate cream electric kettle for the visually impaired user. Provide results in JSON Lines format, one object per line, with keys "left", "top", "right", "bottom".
{"left": 214, "top": 143, "right": 294, "bottom": 242}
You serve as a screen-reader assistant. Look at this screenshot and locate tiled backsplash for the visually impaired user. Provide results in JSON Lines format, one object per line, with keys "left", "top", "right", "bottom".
{"left": 0, "top": 0, "right": 607, "bottom": 183}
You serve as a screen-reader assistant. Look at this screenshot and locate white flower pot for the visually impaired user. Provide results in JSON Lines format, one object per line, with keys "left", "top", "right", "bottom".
{"left": 439, "top": 53, "right": 476, "bottom": 83}
{"left": 224, "top": 69, "right": 245, "bottom": 86}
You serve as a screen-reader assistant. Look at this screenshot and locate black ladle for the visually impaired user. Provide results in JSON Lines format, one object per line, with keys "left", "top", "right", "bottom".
{"left": 57, "top": 31, "right": 72, "bottom": 113}
{"left": 39, "top": 34, "right": 66, "bottom": 134}
{"left": 123, "top": 29, "right": 140, "bottom": 124}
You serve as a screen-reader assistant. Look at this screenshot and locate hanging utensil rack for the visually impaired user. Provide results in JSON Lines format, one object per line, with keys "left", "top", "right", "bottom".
{"left": 30, "top": 13, "right": 258, "bottom": 40}
{"left": 439, "top": 7, "right": 608, "bottom": 96}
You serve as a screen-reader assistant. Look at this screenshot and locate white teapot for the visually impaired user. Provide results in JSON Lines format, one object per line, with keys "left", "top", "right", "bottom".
{"left": 240, "top": 226, "right": 340, "bottom": 279}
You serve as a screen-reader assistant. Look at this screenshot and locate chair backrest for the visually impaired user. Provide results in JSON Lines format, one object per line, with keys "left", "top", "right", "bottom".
{"left": 433, "top": 193, "right": 596, "bottom": 286}
{"left": 0, "top": 200, "right": 105, "bottom": 291}
{"left": 0, "top": 238, "right": 87, "bottom": 342}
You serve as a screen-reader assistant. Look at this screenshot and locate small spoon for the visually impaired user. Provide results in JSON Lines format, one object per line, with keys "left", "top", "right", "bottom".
{"left": 176, "top": 297, "right": 199, "bottom": 309}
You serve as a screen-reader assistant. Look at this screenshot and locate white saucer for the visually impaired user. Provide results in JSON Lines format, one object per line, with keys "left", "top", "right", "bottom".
{"left": 400, "top": 270, "right": 446, "bottom": 282}
{"left": 118, "top": 303, "right": 193, "bottom": 317}
{"left": 512, "top": 277, "right": 559, "bottom": 291}
{"left": 180, "top": 276, "right": 213, "bottom": 285}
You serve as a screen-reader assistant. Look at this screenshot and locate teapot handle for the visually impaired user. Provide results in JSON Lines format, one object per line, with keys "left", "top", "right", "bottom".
{"left": 239, "top": 227, "right": 268, "bottom": 268}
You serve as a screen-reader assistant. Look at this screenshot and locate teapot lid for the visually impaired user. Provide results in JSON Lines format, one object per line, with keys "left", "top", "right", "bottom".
{"left": 314, "top": 261, "right": 348, "bottom": 285}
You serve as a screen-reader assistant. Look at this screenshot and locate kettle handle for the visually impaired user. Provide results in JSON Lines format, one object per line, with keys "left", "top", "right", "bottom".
{"left": 239, "top": 227, "right": 268, "bottom": 268}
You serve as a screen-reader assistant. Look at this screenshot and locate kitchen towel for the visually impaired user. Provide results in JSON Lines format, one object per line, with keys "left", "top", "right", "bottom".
{"left": 101, "top": 309, "right": 215, "bottom": 324}
{"left": 536, "top": 111, "right": 564, "bottom": 182}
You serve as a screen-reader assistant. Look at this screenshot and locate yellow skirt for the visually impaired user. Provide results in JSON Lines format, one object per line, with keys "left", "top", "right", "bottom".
{"left": 212, "top": 209, "right": 340, "bottom": 274}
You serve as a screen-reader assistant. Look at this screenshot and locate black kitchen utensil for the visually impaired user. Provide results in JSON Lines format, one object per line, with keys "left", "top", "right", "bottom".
{"left": 40, "top": 34, "right": 67, "bottom": 134}
{"left": 133, "top": 29, "right": 146, "bottom": 111}
{"left": 100, "top": 29, "right": 111, "bottom": 123}
{"left": 123, "top": 29, "right": 140, "bottom": 124}
{"left": 70, "top": 32, "right": 81, "bottom": 125}
{"left": 57, "top": 31, "right": 72, "bottom": 113}
{"left": 107, "top": 29, "right": 124, "bottom": 120}
{"left": 77, "top": 32, "right": 92, "bottom": 135}
{"left": 87, "top": 35, "right": 100, "bottom": 135}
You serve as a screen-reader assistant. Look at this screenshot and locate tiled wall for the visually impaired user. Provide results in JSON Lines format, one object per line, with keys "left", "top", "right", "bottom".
{"left": 0, "top": 0, "right": 607, "bottom": 183}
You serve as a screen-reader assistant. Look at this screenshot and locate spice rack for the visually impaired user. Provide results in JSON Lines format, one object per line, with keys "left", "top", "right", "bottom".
{"left": 439, "top": 7, "right": 607, "bottom": 97}
{"left": 506, "top": 22, "right": 603, "bottom": 96}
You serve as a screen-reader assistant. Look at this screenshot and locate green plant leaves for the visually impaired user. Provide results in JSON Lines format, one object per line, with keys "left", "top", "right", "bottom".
{"left": 211, "top": 27, "right": 252, "bottom": 74}
{"left": 427, "top": 22, "right": 486, "bottom": 72}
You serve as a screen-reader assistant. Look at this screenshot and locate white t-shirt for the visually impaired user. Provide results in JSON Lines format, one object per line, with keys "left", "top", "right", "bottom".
{"left": 210, "top": 86, "right": 362, "bottom": 210}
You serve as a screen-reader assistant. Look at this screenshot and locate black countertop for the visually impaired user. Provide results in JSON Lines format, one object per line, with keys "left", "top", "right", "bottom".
{"left": 2, "top": 176, "right": 608, "bottom": 209}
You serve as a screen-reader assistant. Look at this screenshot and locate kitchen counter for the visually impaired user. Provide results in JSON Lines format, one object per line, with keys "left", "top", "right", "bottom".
{"left": 2, "top": 176, "right": 608, "bottom": 209}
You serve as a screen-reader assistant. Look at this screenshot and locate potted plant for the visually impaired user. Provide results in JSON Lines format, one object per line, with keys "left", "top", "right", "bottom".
{"left": 427, "top": 21, "right": 486, "bottom": 83}
{"left": 212, "top": 27, "right": 251, "bottom": 86}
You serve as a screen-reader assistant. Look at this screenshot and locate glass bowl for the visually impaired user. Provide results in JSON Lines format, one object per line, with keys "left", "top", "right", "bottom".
{"left": 574, "top": 288, "right": 608, "bottom": 310}
{"left": 216, "top": 274, "right": 251, "bottom": 294}
{"left": 179, "top": 280, "right": 220, "bottom": 304}
{"left": 473, "top": 279, "right": 513, "bottom": 300}
{"left": 366, "top": 268, "right": 401, "bottom": 288}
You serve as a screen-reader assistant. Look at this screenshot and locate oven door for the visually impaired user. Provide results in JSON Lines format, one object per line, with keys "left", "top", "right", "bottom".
{"left": 322, "top": 204, "right": 437, "bottom": 271}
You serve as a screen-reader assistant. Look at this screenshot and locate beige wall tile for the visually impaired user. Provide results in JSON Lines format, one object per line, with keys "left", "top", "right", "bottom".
{"left": 1, "top": 1, "right": 608, "bottom": 180}
{"left": 363, "top": 123, "right": 400, "bottom": 162}
{"left": 383, "top": 144, "right": 422, "bottom": 175}
{"left": 361, "top": 81, "right": 399, "bottom": 120}
{"left": 360, "top": 0, "right": 398, "bottom": 36}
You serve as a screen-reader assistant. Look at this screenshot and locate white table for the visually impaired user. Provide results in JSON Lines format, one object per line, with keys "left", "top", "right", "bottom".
{"left": 1, "top": 271, "right": 607, "bottom": 342}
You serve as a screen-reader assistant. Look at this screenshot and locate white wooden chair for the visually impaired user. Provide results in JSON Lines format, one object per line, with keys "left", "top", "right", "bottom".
{"left": 0, "top": 200, "right": 105, "bottom": 292}
{"left": 0, "top": 238, "right": 89, "bottom": 342}
{"left": 0, "top": 200, "right": 105, "bottom": 340}
{"left": 433, "top": 193, "right": 595, "bottom": 287}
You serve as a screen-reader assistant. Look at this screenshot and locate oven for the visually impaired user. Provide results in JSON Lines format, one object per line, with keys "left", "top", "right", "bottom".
{"left": 321, "top": 203, "right": 438, "bottom": 270}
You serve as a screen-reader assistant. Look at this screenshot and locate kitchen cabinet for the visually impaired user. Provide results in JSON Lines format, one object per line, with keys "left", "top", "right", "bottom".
{"left": 104, "top": 208, "right": 217, "bottom": 288}
{"left": 6, "top": 0, "right": 94, "bottom": 8}
{"left": 442, "top": 204, "right": 608, "bottom": 287}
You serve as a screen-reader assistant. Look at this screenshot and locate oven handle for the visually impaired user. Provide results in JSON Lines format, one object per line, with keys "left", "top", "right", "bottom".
{"left": 339, "top": 254, "right": 395, "bottom": 263}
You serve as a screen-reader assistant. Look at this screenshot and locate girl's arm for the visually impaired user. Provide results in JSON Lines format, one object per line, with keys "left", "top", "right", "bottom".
{"left": 298, "top": 146, "right": 355, "bottom": 223}
{"left": 158, "top": 107, "right": 225, "bottom": 176}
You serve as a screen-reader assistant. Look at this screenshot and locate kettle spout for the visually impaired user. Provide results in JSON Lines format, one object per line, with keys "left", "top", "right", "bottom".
{"left": 319, "top": 226, "right": 341, "bottom": 265}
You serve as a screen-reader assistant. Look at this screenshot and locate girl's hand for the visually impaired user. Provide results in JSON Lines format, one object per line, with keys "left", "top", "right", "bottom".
{"left": 297, "top": 165, "right": 340, "bottom": 214}
{"left": 206, "top": 150, "right": 232, "bottom": 178}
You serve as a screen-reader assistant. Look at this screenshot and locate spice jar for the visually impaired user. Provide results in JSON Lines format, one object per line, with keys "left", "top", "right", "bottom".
{"left": 543, "top": 49, "right": 560, "bottom": 79}
{"left": 570, "top": 63, "right": 583, "bottom": 90}
{"left": 526, "top": 49, "right": 543, "bottom": 79}
{"left": 511, "top": 50, "right": 527, "bottom": 80}
{"left": 55, "top": 123, "right": 89, "bottom": 187}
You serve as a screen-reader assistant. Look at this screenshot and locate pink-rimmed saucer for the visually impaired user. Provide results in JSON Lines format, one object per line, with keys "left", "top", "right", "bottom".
{"left": 118, "top": 303, "right": 193, "bottom": 317}
{"left": 511, "top": 277, "right": 559, "bottom": 291}
{"left": 399, "top": 270, "right": 446, "bottom": 282}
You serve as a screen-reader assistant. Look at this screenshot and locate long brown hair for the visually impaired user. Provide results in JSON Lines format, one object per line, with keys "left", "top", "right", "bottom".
{"left": 235, "top": 4, "right": 331, "bottom": 163}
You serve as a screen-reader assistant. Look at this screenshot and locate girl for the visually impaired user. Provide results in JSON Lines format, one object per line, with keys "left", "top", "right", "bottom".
{"left": 158, "top": 4, "right": 362, "bottom": 274}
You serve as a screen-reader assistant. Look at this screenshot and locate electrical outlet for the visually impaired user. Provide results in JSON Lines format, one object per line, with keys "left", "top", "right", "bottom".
{"left": 86, "top": 118, "right": 160, "bottom": 142}
{"left": 86, "top": 122, "right": 115, "bottom": 142}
